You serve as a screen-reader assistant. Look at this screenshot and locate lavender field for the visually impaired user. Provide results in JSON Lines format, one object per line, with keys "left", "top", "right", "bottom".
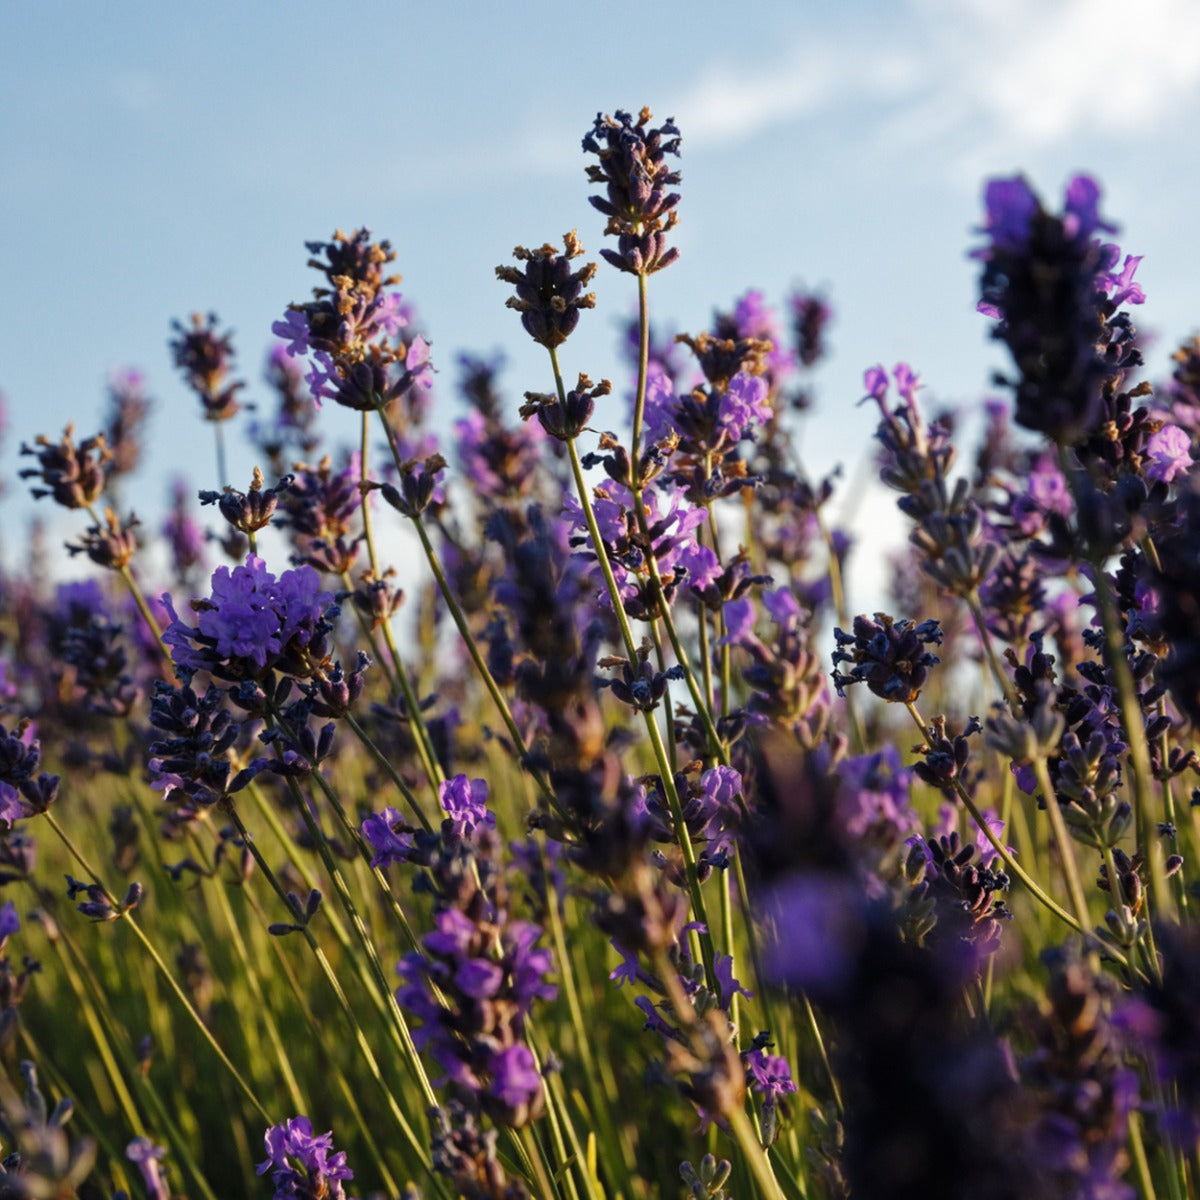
{"left": 2, "top": 57, "right": 1200, "bottom": 1200}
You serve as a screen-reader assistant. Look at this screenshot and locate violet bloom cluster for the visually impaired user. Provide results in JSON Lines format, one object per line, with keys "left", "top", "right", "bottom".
{"left": 0, "top": 720, "right": 59, "bottom": 825}
{"left": 975, "top": 175, "right": 1144, "bottom": 446}
{"left": 583, "top": 107, "right": 682, "bottom": 276}
{"left": 563, "top": 481, "right": 718, "bottom": 619}
{"left": 275, "top": 455, "right": 364, "bottom": 576}
{"left": 162, "top": 556, "right": 334, "bottom": 683}
{"left": 169, "top": 312, "right": 244, "bottom": 424}
{"left": 272, "top": 228, "right": 430, "bottom": 412}
{"left": 380, "top": 777, "right": 557, "bottom": 1127}
{"left": 256, "top": 1116, "right": 355, "bottom": 1200}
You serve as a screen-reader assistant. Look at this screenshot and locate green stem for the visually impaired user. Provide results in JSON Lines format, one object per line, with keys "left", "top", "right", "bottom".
{"left": 1031, "top": 756, "right": 1093, "bottom": 933}
{"left": 342, "top": 708, "right": 433, "bottom": 833}
{"left": 901, "top": 704, "right": 1130, "bottom": 969}
{"left": 223, "top": 802, "right": 436, "bottom": 1177}
{"left": 214, "top": 422, "right": 229, "bottom": 488}
{"left": 42, "top": 812, "right": 273, "bottom": 1124}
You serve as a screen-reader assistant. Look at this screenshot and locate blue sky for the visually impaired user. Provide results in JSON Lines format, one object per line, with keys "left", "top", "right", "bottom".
{"left": 5, "top": 0, "right": 1200, "bottom": 599}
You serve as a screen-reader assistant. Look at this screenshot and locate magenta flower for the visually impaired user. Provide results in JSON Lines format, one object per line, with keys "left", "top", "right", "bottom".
{"left": 1146, "top": 424, "right": 1194, "bottom": 484}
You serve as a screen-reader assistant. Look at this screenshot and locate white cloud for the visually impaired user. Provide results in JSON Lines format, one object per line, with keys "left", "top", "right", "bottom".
{"left": 880, "top": 0, "right": 1200, "bottom": 179}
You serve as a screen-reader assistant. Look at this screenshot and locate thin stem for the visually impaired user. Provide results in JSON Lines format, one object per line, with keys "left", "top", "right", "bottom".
{"left": 42, "top": 811, "right": 274, "bottom": 1124}
{"left": 901, "top": 704, "right": 1131, "bottom": 970}
{"left": 1031, "top": 756, "right": 1093, "bottom": 932}
{"left": 223, "top": 802, "right": 437, "bottom": 1180}
{"left": 965, "top": 593, "right": 1021, "bottom": 712}
{"left": 214, "top": 422, "right": 229, "bottom": 488}
{"left": 342, "top": 708, "right": 434, "bottom": 833}
{"left": 278, "top": 771, "right": 438, "bottom": 1110}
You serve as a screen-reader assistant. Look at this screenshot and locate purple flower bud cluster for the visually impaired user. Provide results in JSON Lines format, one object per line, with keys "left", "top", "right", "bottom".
{"left": 831, "top": 612, "right": 943, "bottom": 704}
{"left": 0, "top": 720, "right": 59, "bottom": 825}
{"left": 975, "top": 175, "right": 1144, "bottom": 448}
{"left": 378, "top": 777, "right": 556, "bottom": 1128}
{"left": 103, "top": 368, "right": 151, "bottom": 481}
{"left": 273, "top": 228, "right": 430, "bottom": 412}
{"left": 257, "top": 1116, "right": 355, "bottom": 1200}
{"left": 170, "top": 312, "right": 244, "bottom": 423}
{"left": 495, "top": 233, "right": 597, "bottom": 350}
{"left": 275, "top": 455, "right": 364, "bottom": 575}
{"left": 162, "top": 556, "right": 334, "bottom": 683}
{"left": 583, "top": 107, "right": 681, "bottom": 276}
{"left": 453, "top": 356, "right": 549, "bottom": 504}
{"left": 19, "top": 425, "right": 111, "bottom": 509}
{"left": 563, "top": 482, "right": 717, "bottom": 620}
{"left": 199, "top": 466, "right": 294, "bottom": 537}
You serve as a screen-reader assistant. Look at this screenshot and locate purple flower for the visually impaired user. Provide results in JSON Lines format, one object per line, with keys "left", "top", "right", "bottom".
{"left": 169, "top": 312, "right": 244, "bottom": 423}
{"left": 488, "top": 1044, "right": 543, "bottom": 1115}
{"left": 456, "top": 957, "right": 505, "bottom": 999}
{"left": 975, "top": 173, "right": 1140, "bottom": 445}
{"left": 609, "top": 940, "right": 640, "bottom": 987}
{"left": 745, "top": 1048, "right": 798, "bottom": 1106}
{"left": 257, "top": 1116, "right": 354, "bottom": 1200}
{"left": 1145, "top": 424, "right": 1194, "bottom": 484}
{"left": 162, "top": 556, "right": 333, "bottom": 682}
{"left": 437, "top": 775, "right": 495, "bottom": 841}
{"left": 978, "top": 176, "right": 1039, "bottom": 255}
{"left": 583, "top": 108, "right": 682, "bottom": 276}
{"left": 713, "top": 953, "right": 753, "bottom": 1010}
{"left": 126, "top": 1138, "right": 169, "bottom": 1200}
{"left": 361, "top": 807, "right": 416, "bottom": 868}
{"left": 762, "top": 874, "right": 868, "bottom": 998}
{"left": 835, "top": 745, "right": 919, "bottom": 848}
{"left": 0, "top": 902, "right": 18, "bottom": 953}
{"left": 272, "top": 309, "right": 311, "bottom": 358}
{"left": 718, "top": 373, "right": 772, "bottom": 442}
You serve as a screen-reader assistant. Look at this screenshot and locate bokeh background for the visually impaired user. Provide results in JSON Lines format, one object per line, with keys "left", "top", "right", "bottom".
{"left": 4, "top": 0, "right": 1200, "bottom": 601}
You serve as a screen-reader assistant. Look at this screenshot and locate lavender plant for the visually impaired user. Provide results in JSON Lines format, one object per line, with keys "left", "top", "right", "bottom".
{"left": 0, "top": 107, "right": 1198, "bottom": 1200}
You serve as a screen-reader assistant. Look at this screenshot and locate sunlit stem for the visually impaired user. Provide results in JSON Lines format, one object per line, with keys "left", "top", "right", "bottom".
{"left": 1030, "top": 756, "right": 1093, "bottom": 932}
{"left": 42, "top": 811, "right": 274, "bottom": 1124}
{"left": 902, "top": 702, "right": 1132, "bottom": 971}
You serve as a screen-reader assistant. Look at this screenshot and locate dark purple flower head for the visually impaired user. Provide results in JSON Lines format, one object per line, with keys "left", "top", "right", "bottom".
{"left": 521, "top": 372, "right": 611, "bottom": 443}
{"left": 276, "top": 228, "right": 430, "bottom": 412}
{"left": 257, "top": 1116, "right": 354, "bottom": 1200}
{"left": 19, "top": 425, "right": 112, "bottom": 510}
{"left": 431, "top": 1102, "right": 529, "bottom": 1199}
{"left": 712, "top": 289, "right": 796, "bottom": 385}
{"left": 163, "top": 476, "right": 207, "bottom": 586}
{"left": 199, "top": 466, "right": 294, "bottom": 537}
{"left": 0, "top": 719, "right": 59, "bottom": 824}
{"left": 831, "top": 612, "right": 943, "bottom": 703}
{"left": 162, "top": 556, "right": 334, "bottom": 684}
{"left": 378, "top": 453, "right": 447, "bottom": 520}
{"left": 170, "top": 312, "right": 244, "bottom": 423}
{"left": 496, "top": 231, "right": 597, "bottom": 349}
{"left": 975, "top": 174, "right": 1142, "bottom": 446}
{"left": 396, "top": 903, "right": 555, "bottom": 1126}
{"left": 789, "top": 287, "right": 833, "bottom": 369}
{"left": 583, "top": 107, "right": 682, "bottom": 276}
{"left": 745, "top": 1047, "right": 798, "bottom": 1107}
{"left": 276, "top": 455, "right": 363, "bottom": 576}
